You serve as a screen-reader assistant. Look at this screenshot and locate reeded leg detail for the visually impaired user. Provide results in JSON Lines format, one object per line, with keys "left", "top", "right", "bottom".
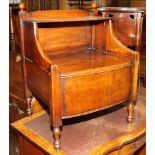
{"left": 53, "top": 127, "right": 61, "bottom": 150}
{"left": 127, "top": 102, "right": 134, "bottom": 123}
{"left": 27, "top": 96, "right": 33, "bottom": 116}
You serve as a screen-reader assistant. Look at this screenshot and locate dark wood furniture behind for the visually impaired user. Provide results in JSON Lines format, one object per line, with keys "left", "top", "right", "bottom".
{"left": 140, "top": 15, "right": 146, "bottom": 86}
{"left": 9, "top": 4, "right": 21, "bottom": 54}
{"left": 9, "top": 51, "right": 44, "bottom": 155}
{"left": 18, "top": 5, "right": 139, "bottom": 150}
{"left": 98, "top": 7, "right": 144, "bottom": 52}
{"left": 66, "top": 0, "right": 92, "bottom": 10}
{"left": 23, "top": 0, "right": 59, "bottom": 11}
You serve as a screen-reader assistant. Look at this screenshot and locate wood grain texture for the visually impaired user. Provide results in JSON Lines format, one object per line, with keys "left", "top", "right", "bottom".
{"left": 99, "top": 7, "right": 145, "bottom": 87}
{"left": 18, "top": 9, "right": 139, "bottom": 150}
{"left": 50, "top": 65, "right": 62, "bottom": 127}
{"left": 62, "top": 65, "right": 131, "bottom": 117}
{"left": 38, "top": 22, "right": 91, "bottom": 55}
{"left": 105, "top": 20, "right": 139, "bottom": 104}
{"left": 49, "top": 50, "right": 131, "bottom": 76}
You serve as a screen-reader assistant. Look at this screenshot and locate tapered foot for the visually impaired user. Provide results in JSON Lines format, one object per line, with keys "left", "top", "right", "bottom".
{"left": 53, "top": 127, "right": 61, "bottom": 150}
{"left": 27, "top": 97, "right": 32, "bottom": 116}
{"left": 127, "top": 102, "right": 134, "bottom": 123}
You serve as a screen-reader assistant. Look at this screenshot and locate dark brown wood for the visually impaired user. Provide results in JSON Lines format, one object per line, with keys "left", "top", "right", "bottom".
{"left": 19, "top": 136, "right": 45, "bottom": 155}
{"left": 140, "top": 15, "right": 146, "bottom": 86}
{"left": 9, "top": 5, "right": 16, "bottom": 53}
{"left": 19, "top": 9, "right": 33, "bottom": 116}
{"left": 18, "top": 7, "right": 139, "bottom": 150}
{"left": 9, "top": 52, "right": 27, "bottom": 122}
{"left": 66, "top": 0, "right": 92, "bottom": 10}
{"left": 24, "top": 0, "right": 59, "bottom": 11}
{"left": 98, "top": 7, "right": 145, "bottom": 52}
{"left": 9, "top": 3, "right": 22, "bottom": 54}
{"left": 50, "top": 65, "right": 62, "bottom": 150}
{"left": 9, "top": 52, "right": 45, "bottom": 155}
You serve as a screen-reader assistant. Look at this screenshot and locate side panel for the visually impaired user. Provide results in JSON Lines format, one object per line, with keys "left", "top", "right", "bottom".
{"left": 25, "top": 61, "right": 50, "bottom": 105}
{"left": 62, "top": 66, "right": 132, "bottom": 117}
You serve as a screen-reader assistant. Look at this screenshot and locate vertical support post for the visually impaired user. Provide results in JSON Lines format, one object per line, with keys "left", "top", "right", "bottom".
{"left": 79, "top": 0, "right": 83, "bottom": 10}
{"left": 135, "top": 12, "right": 144, "bottom": 89}
{"left": 127, "top": 49, "right": 139, "bottom": 123}
{"left": 27, "top": 96, "right": 33, "bottom": 116}
{"left": 89, "top": 4, "right": 98, "bottom": 50}
{"left": 135, "top": 12, "right": 144, "bottom": 52}
{"left": 50, "top": 65, "right": 62, "bottom": 150}
{"left": 19, "top": 3, "right": 33, "bottom": 116}
{"left": 132, "top": 53, "right": 139, "bottom": 104}
{"left": 9, "top": 6, "right": 16, "bottom": 53}
{"left": 91, "top": 23, "right": 96, "bottom": 50}
{"left": 127, "top": 102, "right": 134, "bottom": 123}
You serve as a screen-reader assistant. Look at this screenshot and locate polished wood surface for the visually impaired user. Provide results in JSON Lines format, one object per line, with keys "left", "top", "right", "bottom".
{"left": 12, "top": 86, "right": 145, "bottom": 155}
{"left": 19, "top": 7, "right": 139, "bottom": 149}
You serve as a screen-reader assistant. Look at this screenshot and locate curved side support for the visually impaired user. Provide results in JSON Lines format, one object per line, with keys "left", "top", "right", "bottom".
{"left": 105, "top": 20, "right": 139, "bottom": 59}
{"left": 19, "top": 4, "right": 52, "bottom": 115}
{"left": 105, "top": 20, "right": 139, "bottom": 104}
{"left": 50, "top": 65, "right": 62, "bottom": 150}
{"left": 33, "top": 23, "right": 52, "bottom": 68}
{"left": 19, "top": 7, "right": 51, "bottom": 71}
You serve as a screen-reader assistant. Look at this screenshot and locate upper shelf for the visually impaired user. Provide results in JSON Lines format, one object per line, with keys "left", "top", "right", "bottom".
{"left": 22, "top": 16, "right": 111, "bottom": 23}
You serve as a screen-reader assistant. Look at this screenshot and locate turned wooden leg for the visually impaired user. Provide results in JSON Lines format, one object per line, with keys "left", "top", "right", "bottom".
{"left": 9, "top": 6, "right": 16, "bottom": 53}
{"left": 53, "top": 127, "right": 61, "bottom": 150}
{"left": 127, "top": 102, "right": 134, "bottom": 123}
{"left": 27, "top": 96, "right": 33, "bottom": 116}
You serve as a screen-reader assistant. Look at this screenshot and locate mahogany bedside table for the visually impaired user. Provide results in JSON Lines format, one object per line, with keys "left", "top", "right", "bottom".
{"left": 18, "top": 5, "right": 139, "bottom": 149}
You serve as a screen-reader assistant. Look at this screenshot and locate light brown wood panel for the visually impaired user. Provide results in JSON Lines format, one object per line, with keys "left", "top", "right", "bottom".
{"left": 62, "top": 65, "right": 131, "bottom": 116}
{"left": 38, "top": 22, "right": 91, "bottom": 55}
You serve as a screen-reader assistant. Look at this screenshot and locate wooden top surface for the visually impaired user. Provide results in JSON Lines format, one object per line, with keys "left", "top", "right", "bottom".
{"left": 22, "top": 16, "right": 111, "bottom": 23}
{"left": 12, "top": 86, "right": 145, "bottom": 155}
{"left": 49, "top": 50, "right": 131, "bottom": 77}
